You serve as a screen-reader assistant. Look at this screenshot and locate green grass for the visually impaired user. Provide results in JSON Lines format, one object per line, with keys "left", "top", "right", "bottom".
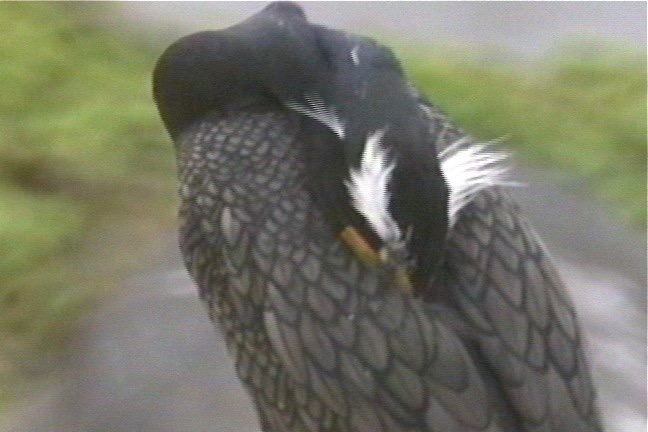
{"left": 0, "top": 2, "right": 175, "bottom": 405}
{"left": 401, "top": 44, "right": 646, "bottom": 225}
{"left": 0, "top": 1, "right": 645, "bottom": 414}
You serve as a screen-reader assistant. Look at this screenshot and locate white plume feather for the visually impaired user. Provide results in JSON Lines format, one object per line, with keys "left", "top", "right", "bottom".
{"left": 345, "top": 129, "right": 402, "bottom": 242}
{"left": 350, "top": 45, "right": 360, "bottom": 65}
{"left": 439, "top": 137, "right": 521, "bottom": 225}
{"left": 285, "top": 92, "right": 346, "bottom": 139}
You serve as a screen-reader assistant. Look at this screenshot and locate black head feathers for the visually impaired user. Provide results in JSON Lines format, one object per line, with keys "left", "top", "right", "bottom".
{"left": 153, "top": 1, "right": 419, "bottom": 149}
{"left": 154, "top": 1, "right": 449, "bottom": 289}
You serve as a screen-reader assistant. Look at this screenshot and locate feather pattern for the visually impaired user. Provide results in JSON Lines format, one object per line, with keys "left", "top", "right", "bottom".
{"left": 345, "top": 129, "right": 402, "bottom": 243}
{"left": 285, "top": 92, "right": 346, "bottom": 139}
{"left": 439, "top": 137, "right": 521, "bottom": 225}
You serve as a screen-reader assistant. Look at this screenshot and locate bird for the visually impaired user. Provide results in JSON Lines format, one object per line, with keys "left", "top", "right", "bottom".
{"left": 153, "top": 2, "right": 603, "bottom": 431}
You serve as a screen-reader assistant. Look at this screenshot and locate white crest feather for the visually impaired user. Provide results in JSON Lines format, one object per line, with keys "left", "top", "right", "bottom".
{"left": 345, "top": 129, "right": 402, "bottom": 242}
{"left": 439, "top": 137, "right": 521, "bottom": 225}
{"left": 285, "top": 92, "right": 346, "bottom": 139}
{"left": 350, "top": 45, "right": 360, "bottom": 65}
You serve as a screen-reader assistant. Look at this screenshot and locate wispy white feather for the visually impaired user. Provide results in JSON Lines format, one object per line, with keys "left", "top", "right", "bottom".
{"left": 350, "top": 45, "right": 360, "bottom": 65}
{"left": 285, "top": 92, "right": 346, "bottom": 139}
{"left": 439, "top": 137, "right": 521, "bottom": 225}
{"left": 345, "top": 129, "right": 402, "bottom": 242}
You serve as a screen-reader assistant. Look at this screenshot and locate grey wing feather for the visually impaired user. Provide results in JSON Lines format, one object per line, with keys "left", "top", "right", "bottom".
{"left": 176, "top": 111, "right": 511, "bottom": 431}
{"left": 176, "top": 114, "right": 313, "bottom": 431}
{"left": 175, "top": 105, "right": 601, "bottom": 432}
{"left": 255, "top": 186, "right": 503, "bottom": 431}
{"left": 417, "top": 96, "right": 602, "bottom": 431}
{"left": 442, "top": 184, "right": 603, "bottom": 432}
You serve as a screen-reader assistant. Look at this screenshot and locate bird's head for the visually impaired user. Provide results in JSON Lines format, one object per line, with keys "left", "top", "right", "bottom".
{"left": 153, "top": 2, "right": 451, "bottom": 292}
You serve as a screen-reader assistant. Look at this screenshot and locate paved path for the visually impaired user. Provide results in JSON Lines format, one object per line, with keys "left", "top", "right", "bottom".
{"left": 4, "top": 3, "right": 646, "bottom": 432}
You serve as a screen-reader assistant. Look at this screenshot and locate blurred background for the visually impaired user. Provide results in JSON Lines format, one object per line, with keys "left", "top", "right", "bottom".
{"left": 0, "top": 2, "right": 645, "bottom": 431}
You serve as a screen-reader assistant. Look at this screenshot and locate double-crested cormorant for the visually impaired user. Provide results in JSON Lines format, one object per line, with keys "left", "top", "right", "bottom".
{"left": 153, "top": 3, "right": 603, "bottom": 431}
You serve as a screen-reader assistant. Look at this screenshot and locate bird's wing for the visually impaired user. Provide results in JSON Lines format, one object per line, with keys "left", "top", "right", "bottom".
{"left": 411, "top": 96, "right": 602, "bottom": 431}
{"left": 268, "top": 145, "right": 517, "bottom": 431}
{"left": 175, "top": 110, "right": 508, "bottom": 431}
{"left": 253, "top": 186, "right": 504, "bottom": 432}
{"left": 441, "top": 185, "right": 603, "bottom": 432}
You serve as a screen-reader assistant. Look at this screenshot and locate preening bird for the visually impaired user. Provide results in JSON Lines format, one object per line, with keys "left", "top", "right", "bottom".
{"left": 153, "top": 2, "right": 603, "bottom": 431}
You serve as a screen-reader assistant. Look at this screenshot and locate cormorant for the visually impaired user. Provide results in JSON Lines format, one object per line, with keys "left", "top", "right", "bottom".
{"left": 153, "top": 2, "right": 603, "bottom": 431}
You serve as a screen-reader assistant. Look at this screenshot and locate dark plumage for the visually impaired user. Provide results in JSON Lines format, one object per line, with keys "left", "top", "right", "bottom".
{"left": 153, "top": 2, "right": 603, "bottom": 431}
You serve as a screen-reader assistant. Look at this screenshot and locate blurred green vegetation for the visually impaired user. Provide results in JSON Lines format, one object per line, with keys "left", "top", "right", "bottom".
{"left": 0, "top": 2, "right": 174, "bottom": 407}
{"left": 0, "top": 0, "right": 645, "bottom": 414}
{"left": 402, "top": 44, "right": 646, "bottom": 225}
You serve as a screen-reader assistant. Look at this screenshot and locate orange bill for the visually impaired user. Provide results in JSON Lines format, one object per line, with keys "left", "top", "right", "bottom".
{"left": 339, "top": 226, "right": 382, "bottom": 266}
{"left": 340, "top": 226, "right": 415, "bottom": 293}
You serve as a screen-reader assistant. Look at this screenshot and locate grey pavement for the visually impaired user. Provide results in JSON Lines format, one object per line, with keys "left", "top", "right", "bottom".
{"left": 3, "top": 3, "right": 646, "bottom": 432}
